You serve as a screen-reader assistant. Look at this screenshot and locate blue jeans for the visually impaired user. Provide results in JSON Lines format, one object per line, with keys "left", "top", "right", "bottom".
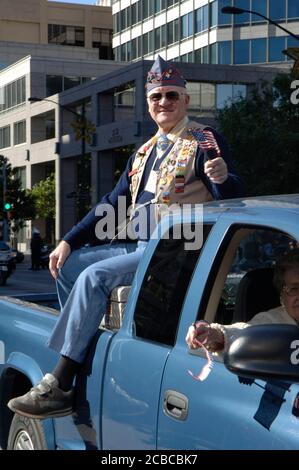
{"left": 47, "top": 241, "right": 147, "bottom": 363}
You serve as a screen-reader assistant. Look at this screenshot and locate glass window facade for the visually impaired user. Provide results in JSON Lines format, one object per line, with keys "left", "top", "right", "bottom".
{"left": 155, "top": 25, "right": 166, "bottom": 50}
{"left": 181, "top": 12, "right": 193, "bottom": 39}
{"left": 201, "top": 83, "right": 215, "bottom": 110}
{"left": 288, "top": 36, "right": 299, "bottom": 48}
{"left": 64, "top": 76, "right": 81, "bottom": 91}
{"left": 195, "top": 7, "right": 203, "bottom": 33}
{"left": 202, "top": 46, "right": 209, "bottom": 63}
{"left": 187, "top": 82, "right": 215, "bottom": 116}
{"left": 114, "top": 82, "right": 135, "bottom": 108}
{"left": 46, "top": 119, "right": 55, "bottom": 140}
{"left": 251, "top": 0, "right": 267, "bottom": 20}
{"left": 218, "top": 41, "right": 231, "bottom": 64}
{"left": 181, "top": 52, "right": 193, "bottom": 62}
{"left": 0, "top": 126, "right": 10, "bottom": 149}
{"left": 131, "top": 36, "right": 142, "bottom": 60}
{"left": 0, "top": 76, "right": 26, "bottom": 114}
{"left": 269, "top": 36, "right": 286, "bottom": 62}
{"left": 195, "top": 4, "right": 209, "bottom": 33}
{"left": 269, "top": 0, "right": 286, "bottom": 20}
{"left": 218, "top": 0, "right": 232, "bottom": 25}
{"left": 46, "top": 75, "right": 63, "bottom": 96}
{"left": 48, "top": 24, "right": 85, "bottom": 47}
{"left": 113, "top": 0, "right": 298, "bottom": 64}
{"left": 216, "top": 84, "right": 246, "bottom": 109}
{"left": 113, "top": 82, "right": 135, "bottom": 121}
{"left": 251, "top": 38, "right": 267, "bottom": 63}
{"left": 210, "top": 0, "right": 218, "bottom": 27}
{"left": 234, "top": 0, "right": 250, "bottom": 24}
{"left": 167, "top": 19, "right": 179, "bottom": 45}
{"left": 92, "top": 28, "right": 113, "bottom": 59}
{"left": 14, "top": 120, "right": 26, "bottom": 145}
{"left": 16, "top": 166, "right": 26, "bottom": 189}
{"left": 46, "top": 76, "right": 91, "bottom": 96}
{"left": 234, "top": 39, "right": 250, "bottom": 64}
{"left": 210, "top": 43, "right": 217, "bottom": 64}
{"left": 202, "top": 4, "right": 209, "bottom": 30}
{"left": 288, "top": 0, "right": 299, "bottom": 18}
{"left": 217, "top": 84, "right": 232, "bottom": 109}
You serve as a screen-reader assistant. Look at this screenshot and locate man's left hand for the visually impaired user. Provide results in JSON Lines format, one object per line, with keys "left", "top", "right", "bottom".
{"left": 204, "top": 157, "right": 228, "bottom": 184}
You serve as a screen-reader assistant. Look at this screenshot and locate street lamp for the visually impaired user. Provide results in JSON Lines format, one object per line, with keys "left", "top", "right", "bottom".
{"left": 28, "top": 96, "right": 93, "bottom": 240}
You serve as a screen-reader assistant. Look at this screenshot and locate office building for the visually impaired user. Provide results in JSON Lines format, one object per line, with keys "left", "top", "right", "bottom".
{"left": 0, "top": 55, "right": 125, "bottom": 248}
{"left": 0, "top": 0, "right": 113, "bottom": 70}
{"left": 1, "top": 57, "right": 281, "bottom": 248}
{"left": 112, "top": 0, "right": 299, "bottom": 66}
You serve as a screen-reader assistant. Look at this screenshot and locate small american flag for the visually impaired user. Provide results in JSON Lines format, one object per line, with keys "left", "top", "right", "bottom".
{"left": 191, "top": 129, "right": 221, "bottom": 158}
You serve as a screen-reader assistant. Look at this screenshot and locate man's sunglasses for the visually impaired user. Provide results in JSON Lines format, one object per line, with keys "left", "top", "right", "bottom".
{"left": 148, "top": 91, "right": 184, "bottom": 103}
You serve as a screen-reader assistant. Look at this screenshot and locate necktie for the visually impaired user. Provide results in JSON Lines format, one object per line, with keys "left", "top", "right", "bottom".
{"left": 156, "top": 134, "right": 170, "bottom": 152}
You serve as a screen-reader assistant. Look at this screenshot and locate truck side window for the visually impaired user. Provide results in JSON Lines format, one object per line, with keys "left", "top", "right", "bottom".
{"left": 210, "top": 228, "right": 297, "bottom": 326}
{"left": 134, "top": 224, "right": 212, "bottom": 346}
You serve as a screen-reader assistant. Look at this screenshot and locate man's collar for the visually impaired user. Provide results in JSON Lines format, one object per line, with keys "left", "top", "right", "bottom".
{"left": 156, "top": 116, "right": 189, "bottom": 143}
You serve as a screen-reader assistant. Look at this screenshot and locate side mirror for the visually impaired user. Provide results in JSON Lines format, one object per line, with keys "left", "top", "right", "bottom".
{"left": 224, "top": 325, "right": 299, "bottom": 383}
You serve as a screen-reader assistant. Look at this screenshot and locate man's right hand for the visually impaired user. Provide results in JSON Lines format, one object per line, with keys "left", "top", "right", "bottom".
{"left": 49, "top": 240, "right": 71, "bottom": 279}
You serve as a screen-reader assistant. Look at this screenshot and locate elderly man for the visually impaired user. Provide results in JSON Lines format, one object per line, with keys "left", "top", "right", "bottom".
{"left": 8, "top": 56, "right": 244, "bottom": 419}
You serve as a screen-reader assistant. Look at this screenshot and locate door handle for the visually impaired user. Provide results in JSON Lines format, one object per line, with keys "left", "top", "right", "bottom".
{"left": 163, "top": 390, "right": 188, "bottom": 421}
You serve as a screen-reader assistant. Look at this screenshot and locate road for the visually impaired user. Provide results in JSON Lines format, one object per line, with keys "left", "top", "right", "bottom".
{"left": 0, "top": 255, "right": 56, "bottom": 296}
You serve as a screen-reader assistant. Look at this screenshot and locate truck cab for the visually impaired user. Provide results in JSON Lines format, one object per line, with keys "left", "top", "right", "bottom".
{"left": 0, "top": 195, "right": 299, "bottom": 450}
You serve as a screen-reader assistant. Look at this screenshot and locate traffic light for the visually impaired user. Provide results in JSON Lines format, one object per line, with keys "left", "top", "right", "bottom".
{"left": 4, "top": 201, "right": 11, "bottom": 211}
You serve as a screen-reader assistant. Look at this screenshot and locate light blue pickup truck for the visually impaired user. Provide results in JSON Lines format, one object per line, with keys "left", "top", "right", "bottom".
{"left": 0, "top": 195, "right": 298, "bottom": 450}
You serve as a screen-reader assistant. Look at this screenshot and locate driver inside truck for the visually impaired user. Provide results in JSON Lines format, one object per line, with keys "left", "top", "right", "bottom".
{"left": 186, "top": 249, "right": 299, "bottom": 353}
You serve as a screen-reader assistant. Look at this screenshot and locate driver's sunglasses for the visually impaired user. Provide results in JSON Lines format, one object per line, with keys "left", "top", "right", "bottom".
{"left": 148, "top": 91, "right": 184, "bottom": 103}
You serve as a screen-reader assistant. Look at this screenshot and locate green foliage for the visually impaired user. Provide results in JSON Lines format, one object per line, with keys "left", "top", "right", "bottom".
{"left": 217, "top": 72, "right": 299, "bottom": 196}
{"left": 0, "top": 155, "right": 36, "bottom": 233}
{"left": 30, "top": 173, "right": 55, "bottom": 219}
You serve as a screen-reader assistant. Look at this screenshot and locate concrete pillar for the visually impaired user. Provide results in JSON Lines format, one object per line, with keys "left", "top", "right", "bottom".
{"left": 60, "top": 157, "right": 77, "bottom": 236}
{"left": 85, "top": 10, "right": 92, "bottom": 49}
{"left": 98, "top": 93, "right": 114, "bottom": 125}
{"left": 55, "top": 106, "right": 62, "bottom": 243}
{"left": 55, "top": 156, "right": 61, "bottom": 244}
{"left": 26, "top": 164, "right": 32, "bottom": 250}
{"left": 91, "top": 149, "right": 99, "bottom": 205}
{"left": 97, "top": 150, "right": 114, "bottom": 200}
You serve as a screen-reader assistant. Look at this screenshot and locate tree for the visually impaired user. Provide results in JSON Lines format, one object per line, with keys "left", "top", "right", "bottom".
{"left": 217, "top": 72, "right": 299, "bottom": 196}
{"left": 0, "top": 155, "right": 36, "bottom": 234}
{"left": 30, "top": 173, "right": 55, "bottom": 243}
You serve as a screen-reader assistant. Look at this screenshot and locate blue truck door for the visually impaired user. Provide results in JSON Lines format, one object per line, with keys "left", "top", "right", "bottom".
{"left": 156, "top": 226, "right": 299, "bottom": 450}
{"left": 101, "top": 229, "right": 211, "bottom": 450}
{"left": 101, "top": 329, "right": 170, "bottom": 449}
{"left": 157, "top": 339, "right": 299, "bottom": 449}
